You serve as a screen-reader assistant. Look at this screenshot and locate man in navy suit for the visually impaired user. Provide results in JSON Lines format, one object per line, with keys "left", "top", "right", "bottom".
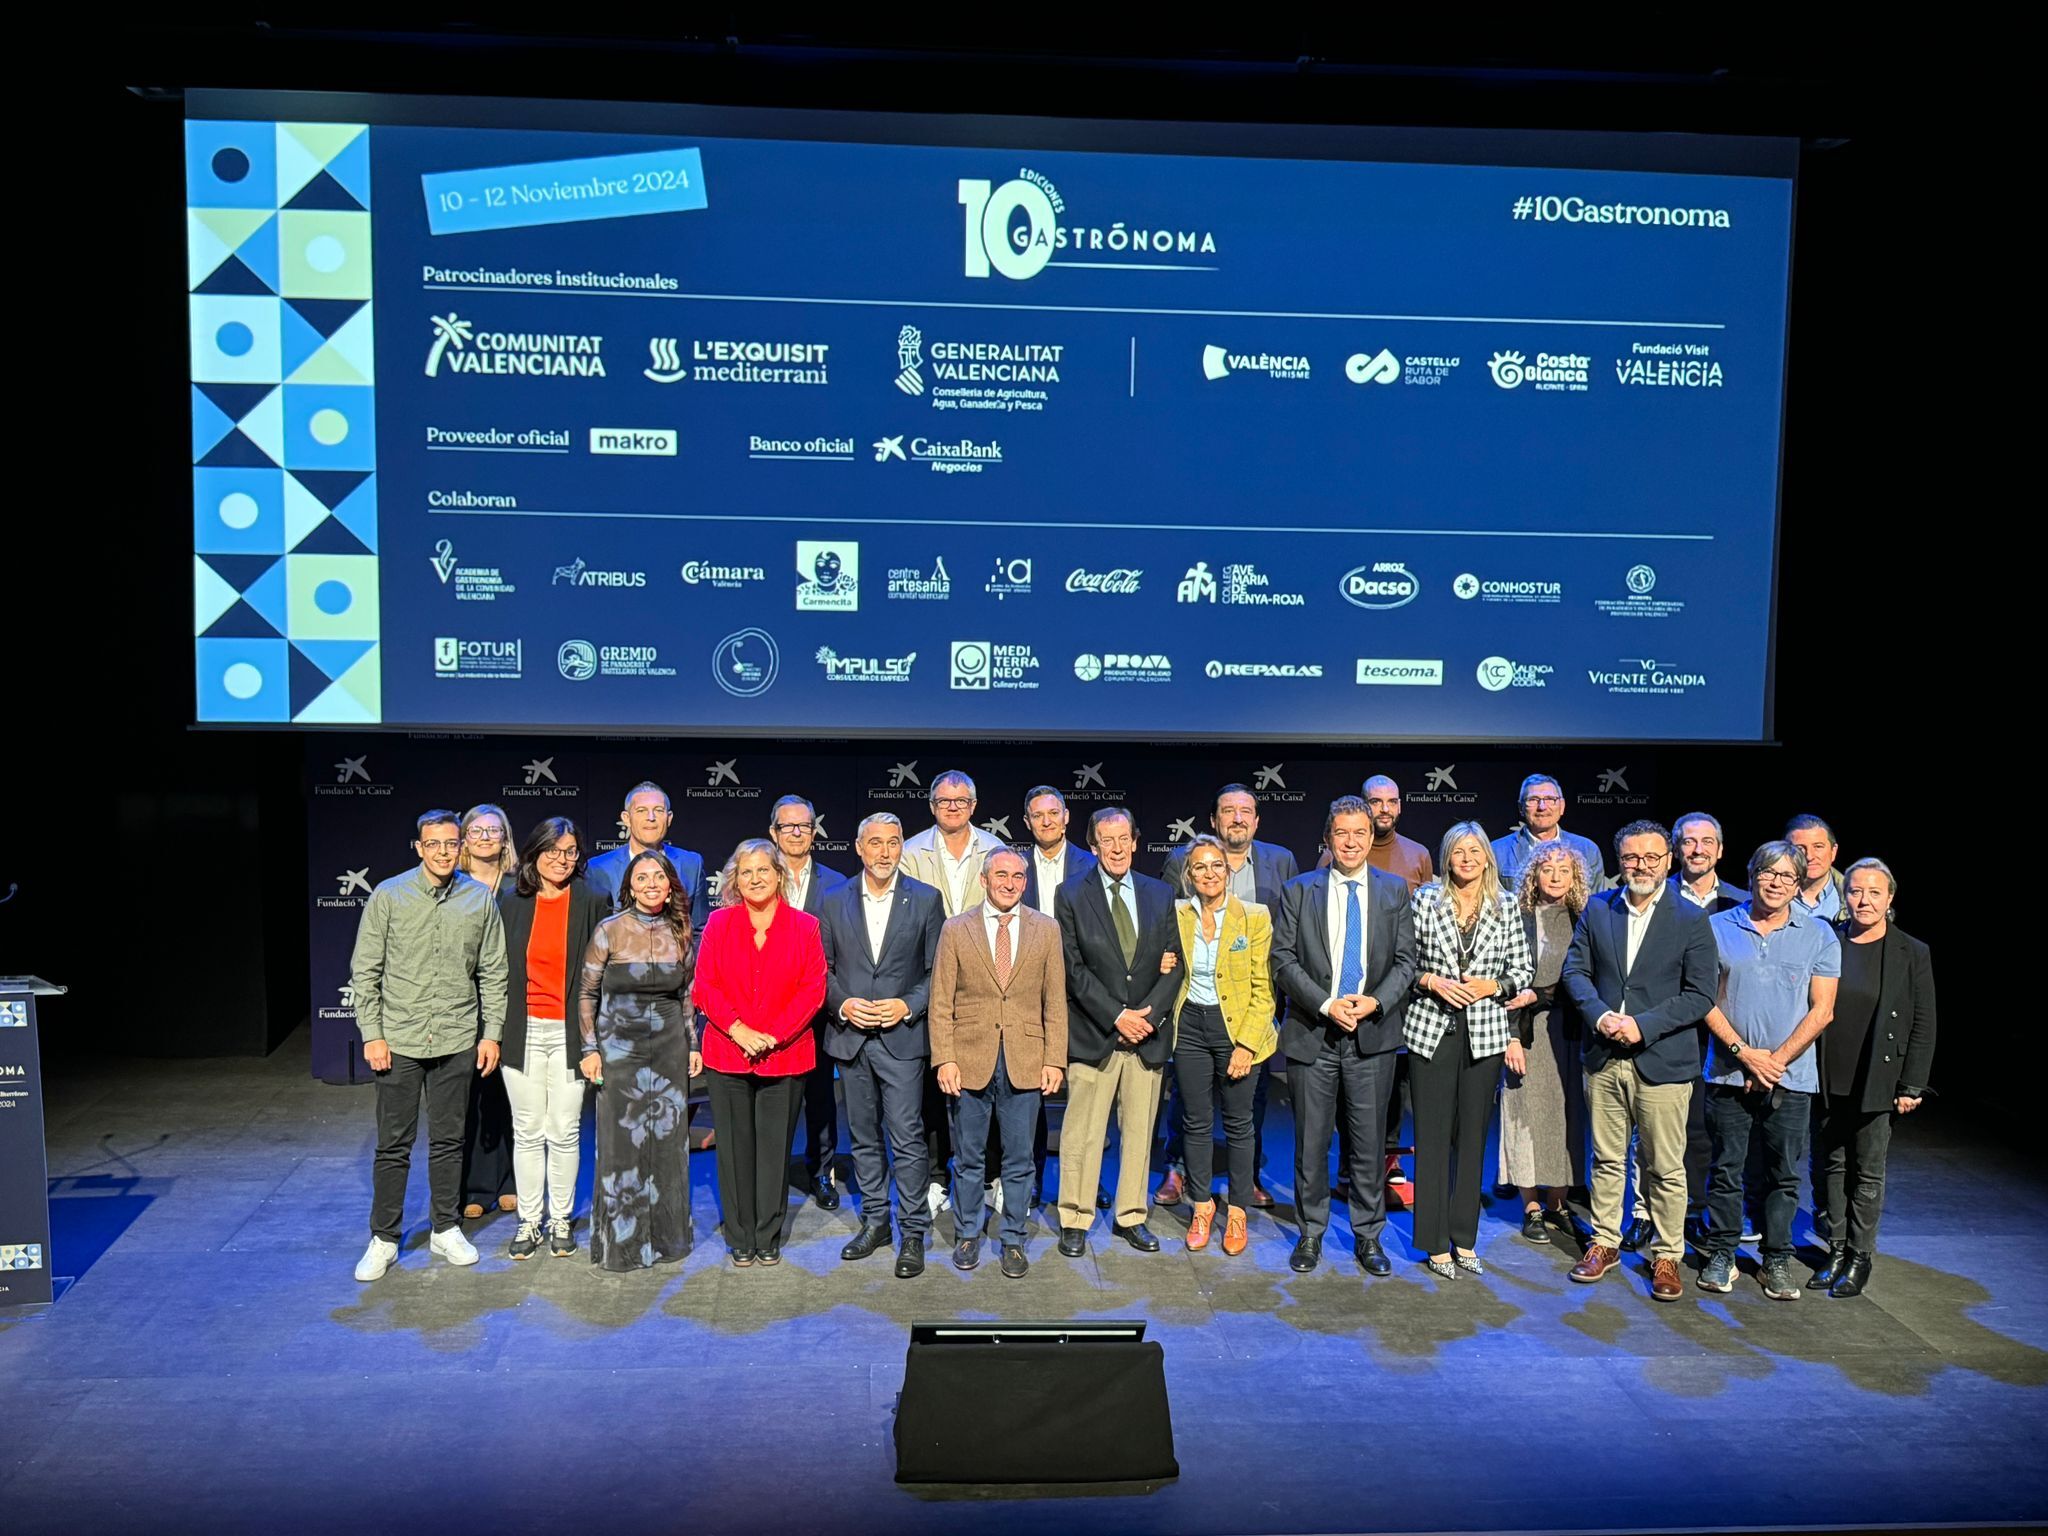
{"left": 818, "top": 811, "right": 946, "bottom": 1278}
{"left": 1053, "top": 808, "right": 1181, "bottom": 1256}
{"left": 583, "top": 780, "right": 709, "bottom": 919}
{"left": 1157, "top": 783, "right": 1299, "bottom": 1207}
{"left": 771, "top": 795, "right": 851, "bottom": 1209}
{"left": 1273, "top": 796, "right": 1418, "bottom": 1276}
{"left": 1561, "top": 818, "right": 1719, "bottom": 1303}
{"left": 1022, "top": 785, "right": 1098, "bottom": 916}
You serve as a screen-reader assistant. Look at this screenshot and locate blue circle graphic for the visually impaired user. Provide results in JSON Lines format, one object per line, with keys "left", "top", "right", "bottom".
{"left": 314, "top": 579, "right": 353, "bottom": 616}
{"left": 211, "top": 146, "right": 251, "bottom": 184}
{"left": 215, "top": 322, "right": 255, "bottom": 359}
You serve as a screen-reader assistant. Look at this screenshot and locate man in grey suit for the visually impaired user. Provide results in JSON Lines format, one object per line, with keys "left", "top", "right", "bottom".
{"left": 1272, "top": 796, "right": 1418, "bottom": 1276}
{"left": 818, "top": 813, "right": 946, "bottom": 1278}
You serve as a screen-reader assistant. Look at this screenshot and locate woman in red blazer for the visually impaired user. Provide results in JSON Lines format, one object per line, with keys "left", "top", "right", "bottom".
{"left": 692, "top": 837, "right": 828, "bottom": 1266}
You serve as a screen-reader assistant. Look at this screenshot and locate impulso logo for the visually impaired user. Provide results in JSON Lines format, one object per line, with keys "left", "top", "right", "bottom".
{"left": 1476, "top": 655, "right": 1555, "bottom": 691}
{"left": 314, "top": 753, "right": 394, "bottom": 799}
{"left": 1615, "top": 341, "right": 1723, "bottom": 388}
{"left": 894, "top": 322, "right": 1064, "bottom": 414}
{"left": 1594, "top": 563, "right": 1686, "bottom": 621}
{"left": 816, "top": 646, "right": 917, "bottom": 684}
{"left": 425, "top": 314, "right": 604, "bottom": 379}
{"left": 956, "top": 168, "right": 1217, "bottom": 281}
{"left": 429, "top": 539, "right": 516, "bottom": 604}
{"left": 1202, "top": 344, "right": 1310, "bottom": 382}
{"left": 1588, "top": 657, "right": 1709, "bottom": 697}
{"left": 1487, "top": 350, "right": 1590, "bottom": 392}
{"left": 551, "top": 557, "right": 647, "bottom": 589}
{"left": 1340, "top": 562, "right": 1419, "bottom": 610}
{"left": 433, "top": 637, "right": 522, "bottom": 680}
{"left": 887, "top": 557, "right": 952, "bottom": 601}
{"left": 501, "top": 753, "right": 581, "bottom": 801}
{"left": 681, "top": 559, "right": 767, "bottom": 590}
{"left": 686, "top": 756, "right": 764, "bottom": 801}
{"left": 643, "top": 337, "right": 829, "bottom": 385}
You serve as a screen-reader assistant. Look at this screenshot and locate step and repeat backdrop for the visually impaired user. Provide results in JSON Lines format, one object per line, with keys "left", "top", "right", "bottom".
{"left": 305, "top": 736, "right": 1657, "bottom": 1080}
{"left": 188, "top": 93, "right": 1794, "bottom": 743}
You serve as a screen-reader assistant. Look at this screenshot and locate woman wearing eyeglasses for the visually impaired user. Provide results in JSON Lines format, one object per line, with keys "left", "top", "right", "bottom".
{"left": 457, "top": 803, "right": 518, "bottom": 1219}
{"left": 493, "top": 817, "right": 603, "bottom": 1259}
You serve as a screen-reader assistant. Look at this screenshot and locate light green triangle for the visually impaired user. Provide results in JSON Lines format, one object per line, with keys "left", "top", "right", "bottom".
{"left": 334, "top": 647, "right": 381, "bottom": 713}
{"left": 283, "top": 473, "right": 332, "bottom": 547}
{"left": 288, "top": 338, "right": 370, "bottom": 386}
{"left": 276, "top": 126, "right": 325, "bottom": 206}
{"left": 281, "top": 122, "right": 367, "bottom": 172}
{"left": 195, "top": 557, "right": 240, "bottom": 632}
{"left": 322, "top": 303, "right": 375, "bottom": 384}
{"left": 239, "top": 386, "right": 285, "bottom": 464}
{"left": 295, "top": 668, "right": 379, "bottom": 723}
{"left": 190, "top": 209, "right": 272, "bottom": 285}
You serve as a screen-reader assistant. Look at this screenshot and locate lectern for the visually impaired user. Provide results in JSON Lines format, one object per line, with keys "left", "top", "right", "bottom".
{"left": 0, "top": 976, "right": 64, "bottom": 1311}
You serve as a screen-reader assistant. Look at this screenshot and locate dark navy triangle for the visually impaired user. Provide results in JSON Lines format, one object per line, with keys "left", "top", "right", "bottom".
{"left": 202, "top": 597, "right": 284, "bottom": 640}
{"left": 196, "top": 382, "right": 278, "bottom": 421}
{"left": 198, "top": 553, "right": 283, "bottom": 593}
{"left": 284, "top": 170, "right": 365, "bottom": 211}
{"left": 289, "top": 645, "right": 333, "bottom": 712}
{"left": 291, "top": 515, "right": 372, "bottom": 556}
{"left": 198, "top": 428, "right": 280, "bottom": 468}
{"left": 291, "top": 469, "right": 371, "bottom": 510}
{"left": 286, "top": 297, "right": 368, "bottom": 339}
{"left": 194, "top": 254, "right": 273, "bottom": 295}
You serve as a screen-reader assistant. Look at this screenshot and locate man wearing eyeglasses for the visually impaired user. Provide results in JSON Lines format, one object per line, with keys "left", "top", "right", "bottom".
{"left": 1492, "top": 774, "right": 1608, "bottom": 888}
{"left": 771, "top": 795, "right": 851, "bottom": 1210}
{"left": 584, "top": 781, "right": 709, "bottom": 920}
{"left": 349, "top": 809, "right": 509, "bottom": 1282}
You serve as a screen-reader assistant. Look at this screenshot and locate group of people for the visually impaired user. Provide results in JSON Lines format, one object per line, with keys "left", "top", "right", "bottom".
{"left": 348, "top": 769, "right": 1935, "bottom": 1304}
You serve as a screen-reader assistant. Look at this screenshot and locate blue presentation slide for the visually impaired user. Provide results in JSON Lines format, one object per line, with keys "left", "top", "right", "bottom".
{"left": 186, "top": 96, "right": 1793, "bottom": 740}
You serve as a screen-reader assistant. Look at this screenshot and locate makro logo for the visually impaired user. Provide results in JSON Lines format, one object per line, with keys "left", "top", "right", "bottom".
{"left": 589, "top": 427, "right": 676, "bottom": 456}
{"left": 951, "top": 641, "right": 1041, "bottom": 691}
{"left": 1345, "top": 349, "right": 1401, "bottom": 385}
{"left": 1487, "top": 350, "right": 1589, "bottom": 391}
{"left": 1340, "top": 562, "right": 1419, "bottom": 610}
{"left": 1066, "top": 567, "right": 1142, "bottom": 595}
{"left": 816, "top": 646, "right": 916, "bottom": 684}
{"left": 425, "top": 314, "right": 604, "bottom": 378}
{"left": 1204, "top": 660, "right": 1324, "bottom": 679}
{"left": 643, "top": 337, "right": 829, "bottom": 385}
{"left": 1202, "top": 344, "right": 1310, "bottom": 382}
{"left": 551, "top": 557, "right": 647, "bottom": 589}
{"left": 1355, "top": 659, "right": 1445, "bottom": 686}
{"left": 712, "top": 628, "right": 778, "bottom": 698}
{"left": 433, "top": 637, "right": 522, "bottom": 680}
{"left": 681, "top": 560, "right": 767, "bottom": 590}
{"left": 957, "top": 170, "right": 1216, "bottom": 281}
{"left": 1476, "top": 655, "right": 1554, "bottom": 691}
{"left": 795, "top": 542, "right": 859, "bottom": 612}
{"left": 1074, "top": 651, "right": 1172, "bottom": 684}
{"left": 1588, "top": 657, "right": 1709, "bottom": 696}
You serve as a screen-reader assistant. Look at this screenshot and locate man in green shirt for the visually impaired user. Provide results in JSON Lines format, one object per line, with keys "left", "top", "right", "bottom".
{"left": 350, "top": 809, "right": 509, "bottom": 1281}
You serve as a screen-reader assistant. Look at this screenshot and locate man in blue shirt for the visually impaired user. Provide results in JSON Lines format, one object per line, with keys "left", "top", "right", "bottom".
{"left": 1785, "top": 813, "right": 1845, "bottom": 922}
{"left": 1491, "top": 773, "right": 1608, "bottom": 888}
{"left": 1695, "top": 839, "right": 1840, "bottom": 1300}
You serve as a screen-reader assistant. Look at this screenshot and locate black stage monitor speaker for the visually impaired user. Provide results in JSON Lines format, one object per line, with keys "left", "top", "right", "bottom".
{"left": 894, "top": 1318, "right": 1177, "bottom": 1485}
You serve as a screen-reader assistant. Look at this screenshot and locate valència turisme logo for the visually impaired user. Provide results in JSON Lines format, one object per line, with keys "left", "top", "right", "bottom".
{"left": 424, "top": 313, "right": 605, "bottom": 378}
{"left": 956, "top": 169, "right": 1217, "bottom": 281}
{"left": 795, "top": 542, "right": 859, "bottom": 611}
{"left": 1203, "top": 344, "right": 1310, "bottom": 382}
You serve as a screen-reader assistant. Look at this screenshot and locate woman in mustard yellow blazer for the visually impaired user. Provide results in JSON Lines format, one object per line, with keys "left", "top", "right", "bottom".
{"left": 1171, "top": 834, "right": 1277, "bottom": 1255}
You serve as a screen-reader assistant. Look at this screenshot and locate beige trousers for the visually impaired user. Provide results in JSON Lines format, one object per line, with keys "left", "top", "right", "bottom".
{"left": 1056, "top": 1049, "right": 1164, "bottom": 1231}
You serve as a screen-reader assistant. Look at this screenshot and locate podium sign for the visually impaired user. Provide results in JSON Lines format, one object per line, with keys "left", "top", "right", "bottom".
{"left": 0, "top": 978, "right": 61, "bottom": 1310}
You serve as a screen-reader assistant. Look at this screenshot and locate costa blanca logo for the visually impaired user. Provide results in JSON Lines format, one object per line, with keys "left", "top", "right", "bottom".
{"left": 795, "top": 543, "right": 859, "bottom": 611}
{"left": 552, "top": 557, "right": 647, "bottom": 589}
{"left": 888, "top": 557, "right": 952, "bottom": 601}
{"left": 1203, "top": 345, "right": 1309, "bottom": 382}
{"left": 986, "top": 558, "right": 1033, "bottom": 601}
{"left": 816, "top": 646, "right": 916, "bottom": 684}
{"left": 712, "top": 628, "right": 778, "bottom": 698}
{"left": 425, "top": 314, "right": 604, "bottom": 379}
{"left": 1588, "top": 657, "right": 1709, "bottom": 696}
{"left": 952, "top": 641, "right": 1041, "bottom": 691}
{"left": 1075, "top": 651, "right": 1171, "bottom": 684}
{"left": 557, "top": 640, "right": 598, "bottom": 681}
{"left": 1205, "top": 659, "right": 1324, "bottom": 679}
{"left": 1476, "top": 655, "right": 1554, "bottom": 691}
{"left": 1341, "top": 562, "right": 1419, "bottom": 610}
{"left": 1345, "top": 349, "right": 1401, "bottom": 385}
{"left": 1487, "top": 349, "right": 1589, "bottom": 392}
{"left": 680, "top": 560, "right": 767, "bottom": 590}
{"left": 434, "top": 637, "right": 522, "bottom": 680}
{"left": 957, "top": 170, "right": 1217, "bottom": 281}
{"left": 1066, "top": 568, "right": 1141, "bottom": 595}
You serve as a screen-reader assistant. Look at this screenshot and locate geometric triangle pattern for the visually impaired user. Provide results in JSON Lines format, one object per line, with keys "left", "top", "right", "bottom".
{"left": 190, "top": 120, "right": 379, "bottom": 722}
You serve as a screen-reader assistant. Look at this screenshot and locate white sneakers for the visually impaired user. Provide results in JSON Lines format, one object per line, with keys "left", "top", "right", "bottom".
{"left": 429, "top": 1226, "right": 480, "bottom": 1266}
{"left": 354, "top": 1236, "right": 399, "bottom": 1282}
{"left": 926, "top": 1181, "right": 952, "bottom": 1221}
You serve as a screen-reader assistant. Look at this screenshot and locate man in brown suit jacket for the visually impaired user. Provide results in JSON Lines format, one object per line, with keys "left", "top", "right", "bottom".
{"left": 930, "top": 848, "right": 1068, "bottom": 1277}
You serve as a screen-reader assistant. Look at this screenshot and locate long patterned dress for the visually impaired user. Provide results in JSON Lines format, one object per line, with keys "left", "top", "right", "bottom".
{"left": 1498, "top": 901, "right": 1577, "bottom": 1189}
{"left": 579, "top": 910, "right": 696, "bottom": 1271}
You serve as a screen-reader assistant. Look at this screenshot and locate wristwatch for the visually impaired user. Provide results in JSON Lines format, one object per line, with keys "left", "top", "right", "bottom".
{"left": 1725, "top": 1039, "right": 1747, "bottom": 1060}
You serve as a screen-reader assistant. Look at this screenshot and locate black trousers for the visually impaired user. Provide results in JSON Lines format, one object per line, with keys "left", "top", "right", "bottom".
{"left": 707, "top": 1070, "right": 803, "bottom": 1253}
{"left": 459, "top": 1066, "right": 514, "bottom": 1207}
{"left": 839, "top": 1039, "right": 931, "bottom": 1237}
{"left": 1409, "top": 1021, "right": 1501, "bottom": 1255}
{"left": 1173, "top": 1003, "right": 1258, "bottom": 1211}
{"left": 799, "top": 1050, "right": 839, "bottom": 1180}
{"left": 371, "top": 1049, "right": 471, "bottom": 1241}
{"left": 1160, "top": 1054, "right": 1270, "bottom": 1180}
{"left": 1290, "top": 1044, "right": 1396, "bottom": 1241}
{"left": 1816, "top": 1102, "right": 1893, "bottom": 1255}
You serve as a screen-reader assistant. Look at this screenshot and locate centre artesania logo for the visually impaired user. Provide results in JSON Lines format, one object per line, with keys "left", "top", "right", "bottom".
{"left": 425, "top": 314, "right": 605, "bottom": 378}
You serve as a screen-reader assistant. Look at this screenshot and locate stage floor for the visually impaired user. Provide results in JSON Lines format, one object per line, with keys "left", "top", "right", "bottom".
{"left": 4, "top": 1032, "right": 2045, "bottom": 1536}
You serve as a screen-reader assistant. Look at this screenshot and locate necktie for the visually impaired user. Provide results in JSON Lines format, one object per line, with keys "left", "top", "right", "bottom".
{"left": 994, "top": 912, "right": 1014, "bottom": 987}
{"left": 1110, "top": 878, "right": 1137, "bottom": 968}
{"left": 1339, "top": 879, "right": 1365, "bottom": 995}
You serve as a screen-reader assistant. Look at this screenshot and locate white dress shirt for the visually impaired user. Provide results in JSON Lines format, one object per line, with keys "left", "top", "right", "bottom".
{"left": 785, "top": 857, "right": 813, "bottom": 912}
{"left": 1320, "top": 867, "right": 1372, "bottom": 1013}
{"left": 936, "top": 837, "right": 979, "bottom": 914}
{"left": 1597, "top": 879, "right": 1666, "bottom": 1033}
{"left": 860, "top": 873, "right": 898, "bottom": 964}
{"left": 1033, "top": 843, "right": 1069, "bottom": 915}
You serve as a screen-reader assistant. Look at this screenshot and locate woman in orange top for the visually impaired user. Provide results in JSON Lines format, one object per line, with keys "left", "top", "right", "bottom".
{"left": 692, "top": 838, "right": 828, "bottom": 1266}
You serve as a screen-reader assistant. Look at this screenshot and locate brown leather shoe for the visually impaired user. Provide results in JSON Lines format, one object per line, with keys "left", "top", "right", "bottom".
{"left": 1650, "top": 1256, "right": 1684, "bottom": 1302}
{"left": 1185, "top": 1199, "right": 1215, "bottom": 1251}
{"left": 1155, "top": 1170, "right": 1185, "bottom": 1207}
{"left": 1570, "top": 1244, "right": 1620, "bottom": 1283}
{"left": 1248, "top": 1184, "right": 1276, "bottom": 1209}
{"left": 1221, "top": 1206, "right": 1249, "bottom": 1256}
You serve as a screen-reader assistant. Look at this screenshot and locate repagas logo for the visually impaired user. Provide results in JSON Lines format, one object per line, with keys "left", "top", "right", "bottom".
{"left": 957, "top": 170, "right": 1218, "bottom": 280}
{"left": 425, "top": 314, "right": 605, "bottom": 378}
{"left": 795, "top": 542, "right": 859, "bottom": 611}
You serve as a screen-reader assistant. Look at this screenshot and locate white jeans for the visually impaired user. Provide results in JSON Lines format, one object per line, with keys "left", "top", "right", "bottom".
{"left": 501, "top": 1018, "right": 583, "bottom": 1224}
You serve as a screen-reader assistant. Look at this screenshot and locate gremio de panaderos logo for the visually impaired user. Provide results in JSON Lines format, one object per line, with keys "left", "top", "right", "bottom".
{"left": 957, "top": 170, "right": 1218, "bottom": 281}
{"left": 425, "top": 313, "right": 605, "bottom": 378}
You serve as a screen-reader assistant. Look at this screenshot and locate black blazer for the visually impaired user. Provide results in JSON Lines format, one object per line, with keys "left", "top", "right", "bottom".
{"left": 1271, "top": 865, "right": 1417, "bottom": 1062}
{"left": 1827, "top": 922, "right": 1937, "bottom": 1112}
{"left": 1561, "top": 888, "right": 1719, "bottom": 1085}
{"left": 1054, "top": 866, "right": 1181, "bottom": 1069}
{"left": 792, "top": 860, "right": 849, "bottom": 917}
{"left": 818, "top": 874, "right": 946, "bottom": 1062}
{"left": 1023, "top": 844, "right": 1098, "bottom": 914}
{"left": 495, "top": 877, "right": 604, "bottom": 1063}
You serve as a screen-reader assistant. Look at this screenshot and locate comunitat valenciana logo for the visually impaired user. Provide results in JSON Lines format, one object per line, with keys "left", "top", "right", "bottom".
{"left": 956, "top": 170, "right": 1218, "bottom": 281}
{"left": 424, "top": 314, "right": 605, "bottom": 378}
{"left": 1486, "top": 350, "right": 1589, "bottom": 392}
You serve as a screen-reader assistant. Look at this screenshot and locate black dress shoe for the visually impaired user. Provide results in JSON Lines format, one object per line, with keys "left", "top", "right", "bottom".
{"left": 1095, "top": 1186, "right": 1113, "bottom": 1209}
{"left": 840, "top": 1223, "right": 891, "bottom": 1262}
{"left": 811, "top": 1172, "right": 840, "bottom": 1211}
{"left": 894, "top": 1235, "right": 926, "bottom": 1278}
{"left": 1000, "top": 1244, "right": 1029, "bottom": 1279}
{"left": 1355, "top": 1237, "right": 1392, "bottom": 1277}
{"left": 1620, "top": 1216, "right": 1655, "bottom": 1252}
{"left": 952, "top": 1237, "right": 981, "bottom": 1272}
{"left": 756, "top": 1242, "right": 782, "bottom": 1266}
{"left": 1058, "top": 1228, "right": 1087, "bottom": 1258}
{"left": 1115, "top": 1222, "right": 1161, "bottom": 1253}
{"left": 1828, "top": 1250, "right": 1872, "bottom": 1298}
{"left": 1812, "top": 1242, "right": 1850, "bottom": 1288}
{"left": 1290, "top": 1235, "right": 1323, "bottom": 1273}
{"left": 1521, "top": 1210, "right": 1552, "bottom": 1244}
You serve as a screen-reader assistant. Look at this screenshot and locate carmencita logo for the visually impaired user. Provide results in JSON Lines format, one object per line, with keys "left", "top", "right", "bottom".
{"left": 425, "top": 313, "right": 605, "bottom": 378}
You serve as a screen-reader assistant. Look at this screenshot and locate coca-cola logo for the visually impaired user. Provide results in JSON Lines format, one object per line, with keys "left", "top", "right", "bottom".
{"left": 1065, "top": 567, "right": 1143, "bottom": 595}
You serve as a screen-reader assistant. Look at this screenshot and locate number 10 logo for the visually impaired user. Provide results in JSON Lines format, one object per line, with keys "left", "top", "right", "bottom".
{"left": 958, "top": 178, "right": 1057, "bottom": 281}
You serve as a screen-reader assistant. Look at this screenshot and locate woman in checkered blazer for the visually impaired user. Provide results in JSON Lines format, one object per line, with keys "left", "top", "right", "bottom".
{"left": 1406, "top": 822, "right": 1534, "bottom": 1279}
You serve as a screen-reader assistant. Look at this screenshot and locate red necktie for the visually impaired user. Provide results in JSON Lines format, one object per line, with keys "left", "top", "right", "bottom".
{"left": 995, "top": 912, "right": 1014, "bottom": 988}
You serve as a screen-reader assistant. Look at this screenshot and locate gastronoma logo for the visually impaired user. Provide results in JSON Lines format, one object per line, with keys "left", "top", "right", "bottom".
{"left": 956, "top": 170, "right": 1217, "bottom": 281}
{"left": 424, "top": 314, "right": 605, "bottom": 378}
